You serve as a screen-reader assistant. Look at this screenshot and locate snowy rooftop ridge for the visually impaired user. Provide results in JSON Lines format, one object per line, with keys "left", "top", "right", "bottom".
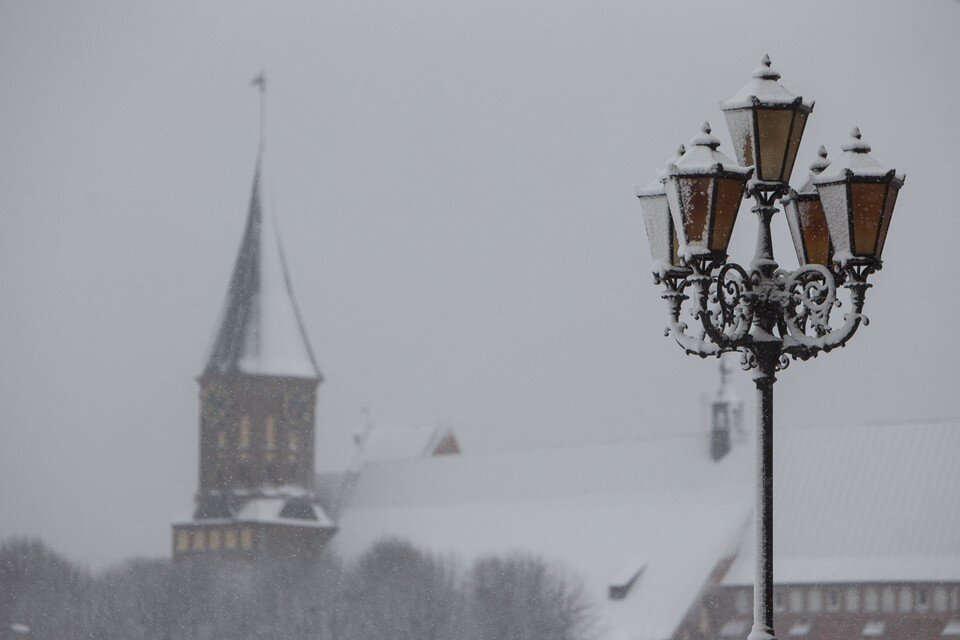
{"left": 203, "top": 146, "right": 321, "bottom": 380}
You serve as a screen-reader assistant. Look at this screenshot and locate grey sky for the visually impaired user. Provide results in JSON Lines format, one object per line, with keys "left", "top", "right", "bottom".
{"left": 1, "top": 1, "right": 958, "bottom": 568}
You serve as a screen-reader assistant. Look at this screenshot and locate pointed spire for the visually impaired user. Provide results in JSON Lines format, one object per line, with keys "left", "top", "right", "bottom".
{"left": 203, "top": 82, "right": 320, "bottom": 380}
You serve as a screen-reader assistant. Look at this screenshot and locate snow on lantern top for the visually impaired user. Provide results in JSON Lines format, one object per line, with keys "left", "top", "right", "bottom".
{"left": 813, "top": 127, "right": 905, "bottom": 266}
{"left": 664, "top": 123, "right": 753, "bottom": 261}
{"left": 720, "top": 55, "right": 814, "bottom": 186}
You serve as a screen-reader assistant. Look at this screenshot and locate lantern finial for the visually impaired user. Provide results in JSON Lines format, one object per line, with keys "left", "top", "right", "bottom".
{"left": 842, "top": 126, "right": 872, "bottom": 153}
{"left": 690, "top": 122, "right": 721, "bottom": 150}
{"left": 752, "top": 54, "right": 781, "bottom": 81}
{"left": 810, "top": 146, "right": 830, "bottom": 174}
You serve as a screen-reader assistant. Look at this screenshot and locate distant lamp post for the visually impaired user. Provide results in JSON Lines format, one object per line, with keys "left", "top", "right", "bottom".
{"left": 635, "top": 56, "right": 904, "bottom": 640}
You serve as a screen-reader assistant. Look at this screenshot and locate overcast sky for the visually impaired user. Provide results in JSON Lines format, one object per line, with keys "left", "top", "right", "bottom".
{"left": 1, "top": 1, "right": 958, "bottom": 569}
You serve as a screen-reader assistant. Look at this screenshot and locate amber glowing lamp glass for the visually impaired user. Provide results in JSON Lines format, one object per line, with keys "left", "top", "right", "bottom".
{"left": 784, "top": 146, "right": 833, "bottom": 266}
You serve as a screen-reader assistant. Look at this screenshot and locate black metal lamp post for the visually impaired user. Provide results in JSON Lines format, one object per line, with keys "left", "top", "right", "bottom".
{"left": 636, "top": 56, "right": 904, "bottom": 640}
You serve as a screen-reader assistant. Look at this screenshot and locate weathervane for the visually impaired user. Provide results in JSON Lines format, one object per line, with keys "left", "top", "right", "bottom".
{"left": 251, "top": 71, "right": 267, "bottom": 148}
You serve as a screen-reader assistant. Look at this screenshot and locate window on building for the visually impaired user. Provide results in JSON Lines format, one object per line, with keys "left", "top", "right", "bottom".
{"left": 846, "top": 587, "right": 861, "bottom": 612}
{"left": 934, "top": 587, "right": 949, "bottom": 613}
{"left": 789, "top": 588, "right": 804, "bottom": 613}
{"left": 774, "top": 589, "right": 786, "bottom": 612}
{"left": 827, "top": 588, "right": 841, "bottom": 612}
{"left": 916, "top": 587, "right": 930, "bottom": 613}
{"left": 239, "top": 416, "right": 251, "bottom": 449}
{"left": 265, "top": 416, "right": 276, "bottom": 450}
{"left": 288, "top": 432, "right": 298, "bottom": 451}
{"left": 899, "top": 586, "right": 913, "bottom": 613}
{"left": 240, "top": 528, "right": 254, "bottom": 550}
{"left": 217, "top": 430, "right": 226, "bottom": 448}
{"left": 882, "top": 587, "right": 896, "bottom": 613}
{"left": 864, "top": 588, "right": 879, "bottom": 613}
{"left": 808, "top": 588, "right": 822, "bottom": 613}
{"left": 224, "top": 529, "right": 238, "bottom": 549}
{"left": 735, "top": 589, "right": 750, "bottom": 615}
{"left": 208, "top": 529, "right": 221, "bottom": 550}
{"left": 176, "top": 531, "right": 189, "bottom": 552}
{"left": 192, "top": 530, "right": 206, "bottom": 551}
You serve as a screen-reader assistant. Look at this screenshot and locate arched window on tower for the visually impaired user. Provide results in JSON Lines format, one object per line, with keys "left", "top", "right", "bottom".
{"left": 265, "top": 416, "right": 276, "bottom": 450}
{"left": 239, "top": 416, "right": 251, "bottom": 451}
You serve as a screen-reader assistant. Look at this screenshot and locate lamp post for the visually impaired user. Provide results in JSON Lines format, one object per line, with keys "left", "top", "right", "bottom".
{"left": 636, "top": 56, "right": 904, "bottom": 640}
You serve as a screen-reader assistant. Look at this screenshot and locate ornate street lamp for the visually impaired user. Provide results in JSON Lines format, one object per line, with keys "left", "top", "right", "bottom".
{"left": 635, "top": 56, "right": 904, "bottom": 640}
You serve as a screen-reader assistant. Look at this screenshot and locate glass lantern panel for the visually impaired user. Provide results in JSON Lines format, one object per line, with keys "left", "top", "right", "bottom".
{"left": 756, "top": 109, "right": 794, "bottom": 182}
{"left": 723, "top": 109, "right": 754, "bottom": 168}
{"left": 850, "top": 182, "right": 887, "bottom": 257}
{"left": 782, "top": 110, "right": 808, "bottom": 187}
{"left": 817, "top": 183, "right": 851, "bottom": 257}
{"left": 785, "top": 200, "right": 806, "bottom": 265}
{"left": 876, "top": 184, "right": 899, "bottom": 258}
{"left": 798, "top": 199, "right": 831, "bottom": 266}
{"left": 639, "top": 192, "right": 673, "bottom": 265}
{"left": 710, "top": 178, "right": 746, "bottom": 254}
{"left": 670, "top": 220, "right": 680, "bottom": 266}
{"left": 678, "top": 176, "right": 713, "bottom": 247}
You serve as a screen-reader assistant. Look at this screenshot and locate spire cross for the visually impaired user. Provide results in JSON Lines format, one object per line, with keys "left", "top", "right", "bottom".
{"left": 251, "top": 71, "right": 267, "bottom": 149}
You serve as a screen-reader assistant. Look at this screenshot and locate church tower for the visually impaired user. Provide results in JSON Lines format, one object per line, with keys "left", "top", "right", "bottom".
{"left": 172, "top": 78, "right": 335, "bottom": 560}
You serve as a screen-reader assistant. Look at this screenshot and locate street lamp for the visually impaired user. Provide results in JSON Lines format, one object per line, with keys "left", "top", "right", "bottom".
{"left": 636, "top": 56, "right": 904, "bottom": 640}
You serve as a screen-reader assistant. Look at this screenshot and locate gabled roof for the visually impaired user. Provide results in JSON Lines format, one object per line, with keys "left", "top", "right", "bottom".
{"left": 203, "top": 147, "right": 320, "bottom": 380}
{"left": 356, "top": 424, "right": 461, "bottom": 464}
{"left": 722, "top": 419, "right": 960, "bottom": 586}
{"left": 328, "top": 434, "right": 753, "bottom": 640}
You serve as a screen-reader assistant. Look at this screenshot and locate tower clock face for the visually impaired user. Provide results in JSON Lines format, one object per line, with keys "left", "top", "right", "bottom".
{"left": 201, "top": 385, "right": 230, "bottom": 429}
{"left": 282, "top": 389, "right": 313, "bottom": 428}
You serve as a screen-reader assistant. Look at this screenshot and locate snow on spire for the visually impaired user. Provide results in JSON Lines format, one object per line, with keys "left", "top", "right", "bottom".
{"left": 203, "top": 82, "right": 320, "bottom": 380}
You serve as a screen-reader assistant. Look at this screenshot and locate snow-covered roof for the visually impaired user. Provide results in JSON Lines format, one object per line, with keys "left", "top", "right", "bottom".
{"left": 329, "top": 434, "right": 753, "bottom": 640}
{"left": 175, "top": 495, "right": 334, "bottom": 529}
{"left": 326, "top": 417, "right": 960, "bottom": 638}
{"left": 203, "top": 146, "right": 321, "bottom": 380}
{"left": 722, "top": 418, "right": 960, "bottom": 586}
{"left": 356, "top": 424, "right": 459, "bottom": 463}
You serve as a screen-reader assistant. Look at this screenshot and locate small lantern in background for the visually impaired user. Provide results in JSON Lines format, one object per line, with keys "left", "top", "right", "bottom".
{"left": 813, "top": 128, "right": 905, "bottom": 266}
{"left": 637, "top": 145, "right": 684, "bottom": 276}
{"left": 784, "top": 146, "right": 833, "bottom": 266}
{"left": 663, "top": 123, "right": 753, "bottom": 262}
{"left": 721, "top": 55, "right": 814, "bottom": 188}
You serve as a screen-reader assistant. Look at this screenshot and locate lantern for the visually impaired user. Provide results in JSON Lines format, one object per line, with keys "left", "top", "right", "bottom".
{"left": 720, "top": 55, "right": 814, "bottom": 187}
{"left": 813, "top": 128, "right": 905, "bottom": 266}
{"left": 637, "top": 145, "right": 684, "bottom": 276}
{"left": 664, "top": 122, "right": 753, "bottom": 261}
{"left": 783, "top": 146, "right": 833, "bottom": 266}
